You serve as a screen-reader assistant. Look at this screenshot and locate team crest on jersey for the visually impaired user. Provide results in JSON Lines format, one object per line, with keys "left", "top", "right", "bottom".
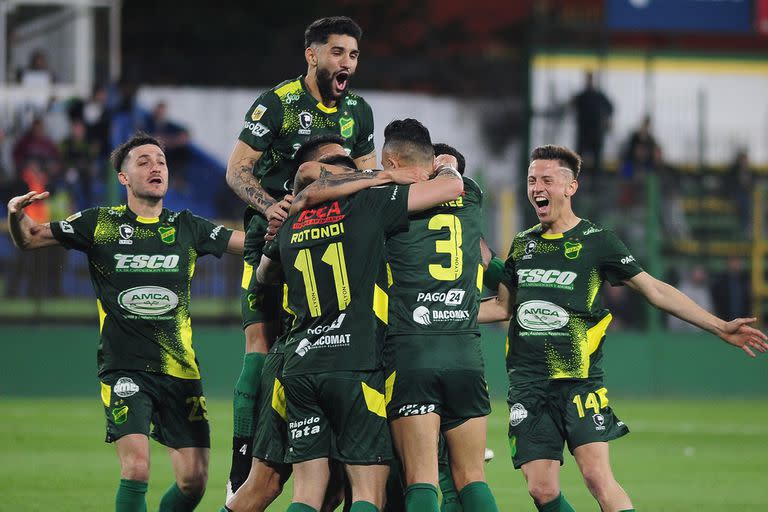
{"left": 339, "top": 116, "right": 354, "bottom": 138}
{"left": 158, "top": 226, "right": 176, "bottom": 244}
{"left": 251, "top": 104, "right": 267, "bottom": 121}
{"left": 119, "top": 224, "right": 134, "bottom": 245}
{"left": 299, "top": 111, "right": 313, "bottom": 134}
{"left": 564, "top": 241, "right": 582, "bottom": 259}
{"left": 112, "top": 405, "right": 129, "bottom": 425}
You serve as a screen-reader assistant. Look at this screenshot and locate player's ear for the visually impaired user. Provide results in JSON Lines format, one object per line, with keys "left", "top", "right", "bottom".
{"left": 566, "top": 179, "right": 578, "bottom": 197}
{"left": 117, "top": 170, "right": 129, "bottom": 186}
{"left": 305, "top": 46, "right": 317, "bottom": 67}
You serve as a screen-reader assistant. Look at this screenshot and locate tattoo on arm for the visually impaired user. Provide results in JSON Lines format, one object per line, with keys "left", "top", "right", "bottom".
{"left": 436, "top": 165, "right": 461, "bottom": 180}
{"left": 229, "top": 156, "right": 275, "bottom": 214}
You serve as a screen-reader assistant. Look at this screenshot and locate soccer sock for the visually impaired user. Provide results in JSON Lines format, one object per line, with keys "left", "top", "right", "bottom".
{"left": 115, "top": 478, "right": 148, "bottom": 512}
{"left": 438, "top": 464, "right": 462, "bottom": 512}
{"left": 158, "top": 482, "right": 201, "bottom": 511}
{"left": 536, "top": 492, "right": 576, "bottom": 512}
{"left": 405, "top": 483, "right": 440, "bottom": 512}
{"left": 458, "top": 481, "right": 499, "bottom": 512}
{"left": 349, "top": 502, "right": 378, "bottom": 512}
{"left": 287, "top": 503, "right": 318, "bottom": 512}
{"left": 230, "top": 352, "right": 266, "bottom": 489}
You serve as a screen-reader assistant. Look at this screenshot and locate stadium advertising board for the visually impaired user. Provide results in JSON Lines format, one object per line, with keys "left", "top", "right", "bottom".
{"left": 606, "top": 0, "right": 753, "bottom": 33}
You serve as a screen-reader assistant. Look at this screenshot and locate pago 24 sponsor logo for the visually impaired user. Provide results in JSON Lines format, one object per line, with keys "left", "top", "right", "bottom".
{"left": 516, "top": 300, "right": 569, "bottom": 331}
{"left": 118, "top": 286, "right": 179, "bottom": 316}
{"left": 416, "top": 288, "right": 465, "bottom": 306}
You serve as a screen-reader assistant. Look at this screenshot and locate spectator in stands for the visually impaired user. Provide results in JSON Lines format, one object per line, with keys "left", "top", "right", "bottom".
{"left": 668, "top": 265, "right": 714, "bottom": 331}
{"left": 654, "top": 145, "right": 690, "bottom": 239}
{"left": 728, "top": 148, "right": 755, "bottom": 236}
{"left": 146, "top": 101, "right": 191, "bottom": 191}
{"left": 621, "top": 115, "right": 657, "bottom": 179}
{"left": 713, "top": 256, "right": 752, "bottom": 321}
{"left": 83, "top": 84, "right": 112, "bottom": 159}
{"left": 18, "top": 49, "right": 55, "bottom": 86}
{"left": 60, "top": 119, "right": 98, "bottom": 209}
{"left": 12, "top": 118, "right": 61, "bottom": 178}
{"left": 602, "top": 282, "right": 644, "bottom": 330}
{"left": 571, "top": 70, "right": 613, "bottom": 174}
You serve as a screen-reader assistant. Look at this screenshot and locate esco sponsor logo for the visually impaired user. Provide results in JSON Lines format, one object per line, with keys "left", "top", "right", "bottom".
{"left": 416, "top": 288, "right": 465, "bottom": 306}
{"left": 113, "top": 377, "right": 140, "bottom": 397}
{"left": 289, "top": 416, "right": 321, "bottom": 439}
{"left": 517, "top": 268, "right": 577, "bottom": 286}
{"left": 118, "top": 286, "right": 179, "bottom": 316}
{"left": 114, "top": 254, "right": 180, "bottom": 271}
{"left": 621, "top": 255, "right": 635, "bottom": 265}
{"left": 516, "top": 300, "right": 569, "bottom": 331}
{"left": 509, "top": 403, "right": 528, "bottom": 427}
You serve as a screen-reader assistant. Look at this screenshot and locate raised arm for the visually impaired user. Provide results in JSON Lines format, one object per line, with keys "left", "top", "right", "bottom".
{"left": 7, "top": 191, "right": 59, "bottom": 250}
{"left": 478, "top": 281, "right": 515, "bottom": 323}
{"left": 625, "top": 271, "right": 768, "bottom": 357}
{"left": 407, "top": 164, "right": 464, "bottom": 213}
{"left": 353, "top": 150, "right": 377, "bottom": 170}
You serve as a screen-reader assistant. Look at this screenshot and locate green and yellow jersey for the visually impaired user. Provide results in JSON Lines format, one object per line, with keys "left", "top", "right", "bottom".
{"left": 501, "top": 219, "right": 643, "bottom": 384}
{"left": 239, "top": 75, "right": 375, "bottom": 201}
{"left": 270, "top": 185, "right": 410, "bottom": 376}
{"left": 50, "top": 205, "right": 233, "bottom": 379}
{"left": 385, "top": 177, "right": 484, "bottom": 335}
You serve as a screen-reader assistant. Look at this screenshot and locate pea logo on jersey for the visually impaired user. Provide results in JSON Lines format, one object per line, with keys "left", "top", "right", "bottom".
{"left": 339, "top": 116, "right": 354, "bottom": 138}
{"left": 158, "top": 226, "right": 176, "bottom": 244}
{"left": 113, "top": 377, "right": 140, "bottom": 398}
{"left": 299, "top": 111, "right": 312, "bottom": 135}
{"left": 564, "top": 241, "right": 582, "bottom": 259}
{"left": 516, "top": 300, "right": 569, "bottom": 331}
{"left": 119, "top": 224, "right": 134, "bottom": 245}
{"left": 118, "top": 286, "right": 179, "bottom": 316}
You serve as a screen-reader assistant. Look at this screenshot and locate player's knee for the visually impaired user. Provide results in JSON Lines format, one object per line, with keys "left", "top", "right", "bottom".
{"left": 580, "top": 466, "right": 614, "bottom": 499}
{"left": 451, "top": 466, "right": 485, "bottom": 491}
{"left": 177, "top": 466, "right": 208, "bottom": 499}
{"left": 120, "top": 453, "right": 150, "bottom": 481}
{"left": 527, "top": 480, "right": 560, "bottom": 505}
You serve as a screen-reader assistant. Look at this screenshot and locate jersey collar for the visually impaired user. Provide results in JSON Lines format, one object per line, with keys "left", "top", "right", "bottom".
{"left": 536, "top": 219, "right": 587, "bottom": 240}
{"left": 301, "top": 75, "right": 341, "bottom": 114}
{"left": 123, "top": 205, "right": 166, "bottom": 224}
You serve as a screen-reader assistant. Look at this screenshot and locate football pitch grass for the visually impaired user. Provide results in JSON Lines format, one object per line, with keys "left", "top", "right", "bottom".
{"left": 2, "top": 398, "right": 767, "bottom": 511}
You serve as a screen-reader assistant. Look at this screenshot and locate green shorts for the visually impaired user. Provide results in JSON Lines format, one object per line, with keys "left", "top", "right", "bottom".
{"left": 252, "top": 352, "right": 289, "bottom": 465}
{"left": 241, "top": 213, "right": 281, "bottom": 329}
{"left": 507, "top": 378, "right": 628, "bottom": 469}
{"left": 282, "top": 370, "right": 394, "bottom": 465}
{"left": 99, "top": 370, "right": 210, "bottom": 448}
{"left": 385, "top": 334, "right": 490, "bottom": 430}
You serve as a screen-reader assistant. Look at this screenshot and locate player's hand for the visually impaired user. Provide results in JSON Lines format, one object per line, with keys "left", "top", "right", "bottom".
{"left": 719, "top": 317, "right": 768, "bottom": 357}
{"left": 264, "top": 217, "right": 283, "bottom": 241}
{"left": 7, "top": 191, "right": 50, "bottom": 214}
{"left": 389, "top": 166, "right": 431, "bottom": 184}
{"left": 434, "top": 154, "right": 459, "bottom": 175}
{"left": 265, "top": 194, "right": 294, "bottom": 223}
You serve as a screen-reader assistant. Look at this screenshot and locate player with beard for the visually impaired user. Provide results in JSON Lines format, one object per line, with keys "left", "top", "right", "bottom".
{"left": 224, "top": 16, "right": 377, "bottom": 497}
{"left": 479, "top": 144, "right": 768, "bottom": 512}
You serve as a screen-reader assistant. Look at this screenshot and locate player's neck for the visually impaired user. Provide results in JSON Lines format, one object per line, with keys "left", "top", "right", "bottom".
{"left": 541, "top": 210, "right": 580, "bottom": 236}
{"left": 304, "top": 72, "right": 337, "bottom": 109}
{"left": 126, "top": 195, "right": 163, "bottom": 219}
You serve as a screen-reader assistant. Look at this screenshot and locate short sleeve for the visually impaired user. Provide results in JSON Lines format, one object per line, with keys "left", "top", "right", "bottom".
{"left": 50, "top": 208, "right": 98, "bottom": 252}
{"left": 350, "top": 99, "right": 374, "bottom": 158}
{"left": 186, "top": 212, "right": 233, "bottom": 258}
{"left": 238, "top": 91, "right": 283, "bottom": 152}
{"left": 463, "top": 177, "right": 483, "bottom": 209}
{"left": 599, "top": 231, "right": 644, "bottom": 285}
{"left": 357, "top": 185, "right": 410, "bottom": 236}
{"left": 500, "top": 240, "right": 517, "bottom": 290}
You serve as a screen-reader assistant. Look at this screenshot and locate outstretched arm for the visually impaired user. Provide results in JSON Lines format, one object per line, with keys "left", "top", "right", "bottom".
{"left": 7, "top": 191, "right": 59, "bottom": 250}
{"left": 478, "top": 281, "right": 515, "bottom": 323}
{"left": 625, "top": 271, "right": 768, "bottom": 357}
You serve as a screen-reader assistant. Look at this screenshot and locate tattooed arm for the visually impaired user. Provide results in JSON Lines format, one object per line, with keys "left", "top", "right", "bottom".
{"left": 353, "top": 151, "right": 377, "bottom": 170}
{"left": 406, "top": 160, "right": 464, "bottom": 213}
{"left": 226, "top": 140, "right": 286, "bottom": 220}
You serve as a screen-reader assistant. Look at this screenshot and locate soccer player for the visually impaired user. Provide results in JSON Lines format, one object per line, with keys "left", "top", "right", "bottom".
{"left": 479, "top": 144, "right": 768, "bottom": 512}
{"left": 381, "top": 123, "right": 498, "bottom": 512}
{"left": 224, "top": 16, "right": 376, "bottom": 495}
{"left": 256, "top": 136, "right": 464, "bottom": 512}
{"left": 6, "top": 133, "right": 245, "bottom": 512}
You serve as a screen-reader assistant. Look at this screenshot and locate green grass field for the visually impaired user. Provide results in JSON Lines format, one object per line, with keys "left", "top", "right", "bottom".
{"left": 1, "top": 397, "right": 767, "bottom": 511}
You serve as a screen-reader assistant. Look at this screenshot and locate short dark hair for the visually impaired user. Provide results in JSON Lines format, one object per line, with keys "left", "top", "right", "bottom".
{"left": 304, "top": 17, "right": 362, "bottom": 47}
{"left": 383, "top": 118, "right": 434, "bottom": 165}
{"left": 530, "top": 144, "right": 582, "bottom": 179}
{"left": 433, "top": 143, "right": 466, "bottom": 175}
{"left": 110, "top": 132, "right": 164, "bottom": 172}
{"left": 294, "top": 134, "right": 346, "bottom": 168}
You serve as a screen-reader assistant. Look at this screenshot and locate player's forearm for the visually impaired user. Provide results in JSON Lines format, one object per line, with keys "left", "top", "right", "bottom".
{"left": 647, "top": 280, "right": 725, "bottom": 335}
{"left": 407, "top": 165, "right": 464, "bottom": 212}
{"left": 256, "top": 254, "right": 282, "bottom": 285}
{"left": 8, "top": 211, "right": 50, "bottom": 250}
{"left": 226, "top": 163, "right": 276, "bottom": 215}
{"left": 290, "top": 168, "right": 392, "bottom": 214}
{"left": 478, "top": 298, "right": 511, "bottom": 323}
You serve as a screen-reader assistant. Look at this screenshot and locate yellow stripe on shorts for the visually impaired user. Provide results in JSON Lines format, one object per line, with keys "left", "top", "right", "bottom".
{"left": 272, "top": 378, "right": 287, "bottom": 421}
{"left": 361, "top": 382, "right": 387, "bottom": 418}
{"left": 100, "top": 381, "right": 111, "bottom": 407}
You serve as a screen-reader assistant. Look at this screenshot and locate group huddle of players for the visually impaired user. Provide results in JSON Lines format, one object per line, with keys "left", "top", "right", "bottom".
{"left": 8, "top": 14, "right": 767, "bottom": 512}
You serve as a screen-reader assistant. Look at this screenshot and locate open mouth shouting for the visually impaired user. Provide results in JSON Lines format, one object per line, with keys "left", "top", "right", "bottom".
{"left": 333, "top": 70, "right": 350, "bottom": 95}
{"left": 533, "top": 195, "right": 550, "bottom": 216}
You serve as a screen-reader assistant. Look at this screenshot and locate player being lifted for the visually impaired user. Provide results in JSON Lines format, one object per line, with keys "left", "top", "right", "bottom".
{"left": 255, "top": 131, "right": 465, "bottom": 512}
{"left": 479, "top": 144, "right": 768, "bottom": 512}
{"left": 225, "top": 16, "right": 376, "bottom": 496}
{"left": 7, "top": 133, "right": 245, "bottom": 512}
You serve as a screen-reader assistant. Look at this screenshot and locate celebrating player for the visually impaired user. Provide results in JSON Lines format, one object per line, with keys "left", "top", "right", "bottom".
{"left": 224, "top": 16, "right": 377, "bottom": 496}
{"left": 479, "top": 144, "right": 768, "bottom": 512}
{"left": 255, "top": 132, "right": 465, "bottom": 512}
{"left": 6, "top": 133, "right": 245, "bottom": 512}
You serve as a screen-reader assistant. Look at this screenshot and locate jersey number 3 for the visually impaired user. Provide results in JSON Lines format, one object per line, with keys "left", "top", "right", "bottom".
{"left": 294, "top": 242, "right": 351, "bottom": 317}
{"left": 428, "top": 214, "right": 463, "bottom": 281}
